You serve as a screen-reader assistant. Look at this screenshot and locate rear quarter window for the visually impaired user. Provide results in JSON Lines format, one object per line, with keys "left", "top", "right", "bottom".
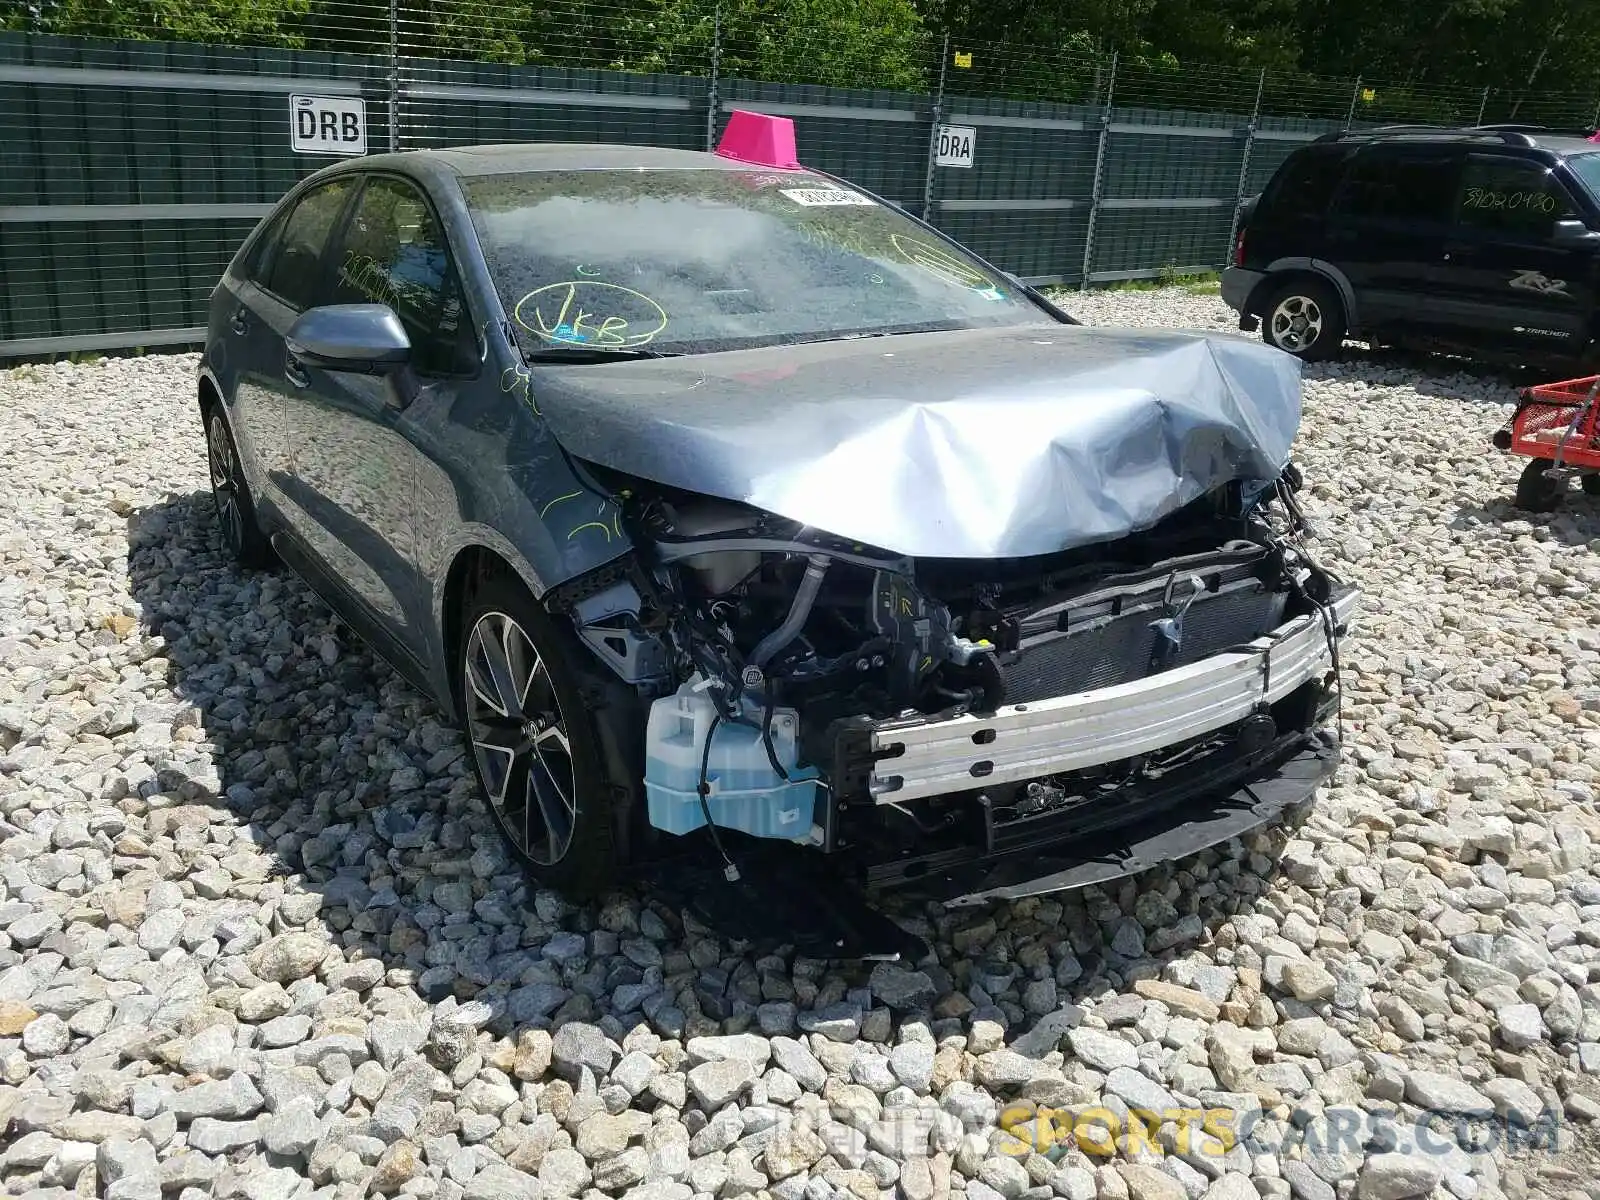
{"left": 1260, "top": 148, "right": 1349, "bottom": 218}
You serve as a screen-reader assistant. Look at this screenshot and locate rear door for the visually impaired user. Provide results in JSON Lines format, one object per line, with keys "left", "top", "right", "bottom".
{"left": 1435, "top": 152, "right": 1596, "bottom": 357}
{"left": 243, "top": 176, "right": 361, "bottom": 514}
{"left": 1322, "top": 144, "right": 1462, "bottom": 336}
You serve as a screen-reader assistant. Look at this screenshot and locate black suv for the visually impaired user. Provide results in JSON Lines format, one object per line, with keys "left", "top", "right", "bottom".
{"left": 1223, "top": 125, "right": 1600, "bottom": 366}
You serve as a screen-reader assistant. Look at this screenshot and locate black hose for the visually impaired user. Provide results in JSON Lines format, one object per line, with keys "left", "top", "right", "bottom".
{"left": 761, "top": 700, "right": 789, "bottom": 781}
{"left": 696, "top": 713, "right": 740, "bottom": 881}
{"left": 750, "top": 554, "right": 831, "bottom": 668}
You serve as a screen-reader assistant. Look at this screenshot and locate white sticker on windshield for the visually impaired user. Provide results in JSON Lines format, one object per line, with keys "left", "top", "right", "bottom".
{"left": 780, "top": 187, "right": 876, "bottom": 207}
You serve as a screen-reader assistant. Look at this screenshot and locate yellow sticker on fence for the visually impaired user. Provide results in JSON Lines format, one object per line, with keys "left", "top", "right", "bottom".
{"left": 954, "top": 51, "right": 972, "bottom": 68}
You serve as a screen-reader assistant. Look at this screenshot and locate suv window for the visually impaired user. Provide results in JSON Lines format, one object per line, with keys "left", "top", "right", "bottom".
{"left": 1263, "top": 147, "right": 1348, "bottom": 217}
{"left": 1455, "top": 154, "right": 1575, "bottom": 239}
{"left": 328, "top": 176, "right": 473, "bottom": 376}
{"left": 1334, "top": 148, "right": 1459, "bottom": 223}
{"left": 263, "top": 178, "right": 357, "bottom": 310}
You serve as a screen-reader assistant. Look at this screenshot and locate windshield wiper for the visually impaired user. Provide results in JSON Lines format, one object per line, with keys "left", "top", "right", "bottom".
{"left": 524, "top": 345, "right": 678, "bottom": 363}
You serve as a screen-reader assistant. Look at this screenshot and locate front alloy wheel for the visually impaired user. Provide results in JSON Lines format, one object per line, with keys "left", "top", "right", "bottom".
{"left": 456, "top": 570, "right": 629, "bottom": 897}
{"left": 463, "top": 611, "right": 578, "bottom": 866}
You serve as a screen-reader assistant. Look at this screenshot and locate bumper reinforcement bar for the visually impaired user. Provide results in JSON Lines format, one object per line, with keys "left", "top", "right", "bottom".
{"left": 867, "top": 587, "right": 1357, "bottom": 802}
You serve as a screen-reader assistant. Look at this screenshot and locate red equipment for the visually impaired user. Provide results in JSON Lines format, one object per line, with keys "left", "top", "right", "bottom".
{"left": 1493, "top": 374, "right": 1600, "bottom": 509}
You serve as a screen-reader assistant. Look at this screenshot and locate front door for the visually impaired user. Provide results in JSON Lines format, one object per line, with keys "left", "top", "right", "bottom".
{"left": 1321, "top": 144, "right": 1461, "bottom": 339}
{"left": 285, "top": 173, "right": 481, "bottom": 665}
{"left": 1436, "top": 153, "right": 1596, "bottom": 360}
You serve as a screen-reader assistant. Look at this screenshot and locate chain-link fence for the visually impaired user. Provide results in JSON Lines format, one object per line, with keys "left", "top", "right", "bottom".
{"left": 3, "top": 2, "right": 1599, "bottom": 356}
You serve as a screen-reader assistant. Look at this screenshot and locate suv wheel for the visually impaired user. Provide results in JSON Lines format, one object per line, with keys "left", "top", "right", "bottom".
{"left": 1261, "top": 278, "right": 1346, "bottom": 362}
{"left": 457, "top": 568, "right": 627, "bottom": 896}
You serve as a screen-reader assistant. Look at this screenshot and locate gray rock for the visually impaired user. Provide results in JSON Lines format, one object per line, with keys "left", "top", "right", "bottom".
{"left": 551, "top": 1022, "right": 614, "bottom": 1079}
{"left": 21, "top": 1011, "right": 69, "bottom": 1057}
{"left": 262, "top": 1096, "right": 322, "bottom": 1157}
{"left": 166, "top": 1073, "right": 265, "bottom": 1121}
{"left": 97, "top": 1138, "right": 160, "bottom": 1200}
{"left": 251, "top": 932, "right": 328, "bottom": 983}
{"left": 540, "top": 1146, "right": 591, "bottom": 1197}
{"left": 462, "top": 1166, "right": 543, "bottom": 1200}
{"left": 186, "top": 1118, "right": 263, "bottom": 1155}
{"left": 771, "top": 1038, "right": 827, "bottom": 1092}
{"left": 1497, "top": 1003, "right": 1544, "bottom": 1050}
{"left": 688, "top": 1057, "right": 755, "bottom": 1111}
{"left": 868, "top": 963, "right": 936, "bottom": 1011}
{"left": 1068, "top": 1028, "right": 1138, "bottom": 1073}
{"left": 1401, "top": 1070, "right": 1493, "bottom": 1116}
{"left": 1356, "top": 1154, "right": 1441, "bottom": 1200}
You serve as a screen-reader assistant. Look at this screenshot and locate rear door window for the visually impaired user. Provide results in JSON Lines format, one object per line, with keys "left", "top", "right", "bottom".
{"left": 1454, "top": 154, "right": 1576, "bottom": 240}
{"left": 1333, "top": 148, "right": 1460, "bottom": 224}
{"left": 262, "top": 177, "right": 358, "bottom": 311}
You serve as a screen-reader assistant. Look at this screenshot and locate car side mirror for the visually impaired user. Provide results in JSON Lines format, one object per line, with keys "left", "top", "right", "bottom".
{"left": 287, "top": 304, "right": 412, "bottom": 373}
{"left": 1552, "top": 218, "right": 1600, "bottom": 246}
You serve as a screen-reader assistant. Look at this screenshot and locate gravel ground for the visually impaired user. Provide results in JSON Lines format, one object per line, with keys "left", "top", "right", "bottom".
{"left": 5, "top": 288, "right": 1600, "bottom": 1200}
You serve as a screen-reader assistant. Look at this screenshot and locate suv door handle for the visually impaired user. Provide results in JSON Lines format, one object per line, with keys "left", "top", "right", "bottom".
{"left": 284, "top": 355, "right": 311, "bottom": 389}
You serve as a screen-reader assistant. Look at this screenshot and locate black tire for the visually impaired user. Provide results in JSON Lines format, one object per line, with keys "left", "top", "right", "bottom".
{"left": 1515, "top": 458, "right": 1566, "bottom": 512}
{"left": 203, "top": 405, "right": 275, "bottom": 569}
{"left": 1581, "top": 473, "right": 1600, "bottom": 497}
{"left": 456, "top": 568, "right": 635, "bottom": 897}
{"left": 1260, "top": 277, "right": 1347, "bottom": 362}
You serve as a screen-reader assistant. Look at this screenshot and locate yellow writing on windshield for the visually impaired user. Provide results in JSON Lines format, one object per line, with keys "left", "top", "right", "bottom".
{"left": 889, "top": 233, "right": 1001, "bottom": 295}
{"left": 514, "top": 281, "right": 669, "bottom": 347}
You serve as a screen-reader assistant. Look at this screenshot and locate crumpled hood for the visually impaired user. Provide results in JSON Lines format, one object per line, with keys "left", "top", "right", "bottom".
{"left": 533, "top": 322, "right": 1302, "bottom": 559}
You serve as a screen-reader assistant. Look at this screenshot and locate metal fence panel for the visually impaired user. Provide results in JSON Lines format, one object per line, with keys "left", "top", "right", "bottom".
{"left": 3, "top": 21, "right": 1599, "bottom": 356}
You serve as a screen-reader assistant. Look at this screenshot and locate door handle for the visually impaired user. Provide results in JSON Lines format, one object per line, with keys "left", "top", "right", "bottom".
{"left": 284, "top": 355, "right": 311, "bottom": 389}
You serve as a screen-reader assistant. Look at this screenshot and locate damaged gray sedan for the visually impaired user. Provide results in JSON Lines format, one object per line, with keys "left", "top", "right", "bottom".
{"left": 196, "top": 133, "right": 1358, "bottom": 921}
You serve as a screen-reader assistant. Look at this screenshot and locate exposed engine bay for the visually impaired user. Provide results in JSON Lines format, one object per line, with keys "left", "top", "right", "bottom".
{"left": 545, "top": 458, "right": 1354, "bottom": 891}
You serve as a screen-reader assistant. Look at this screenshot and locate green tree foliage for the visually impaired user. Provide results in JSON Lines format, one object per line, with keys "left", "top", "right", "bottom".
{"left": 4, "top": 0, "right": 1598, "bottom": 118}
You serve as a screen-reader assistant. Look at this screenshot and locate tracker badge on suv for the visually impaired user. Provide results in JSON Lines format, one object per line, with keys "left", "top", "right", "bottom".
{"left": 1223, "top": 124, "right": 1600, "bottom": 366}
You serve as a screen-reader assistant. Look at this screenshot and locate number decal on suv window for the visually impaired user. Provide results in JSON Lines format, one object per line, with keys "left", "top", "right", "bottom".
{"left": 1464, "top": 187, "right": 1559, "bottom": 214}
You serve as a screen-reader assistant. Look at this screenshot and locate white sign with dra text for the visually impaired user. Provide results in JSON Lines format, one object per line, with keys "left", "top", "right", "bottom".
{"left": 290, "top": 94, "right": 368, "bottom": 156}
{"left": 934, "top": 124, "right": 975, "bottom": 168}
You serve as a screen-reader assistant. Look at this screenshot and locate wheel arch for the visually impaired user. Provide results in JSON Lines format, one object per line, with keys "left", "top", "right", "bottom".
{"left": 436, "top": 540, "right": 551, "bottom": 721}
{"left": 198, "top": 373, "right": 223, "bottom": 419}
{"left": 1248, "top": 259, "right": 1360, "bottom": 332}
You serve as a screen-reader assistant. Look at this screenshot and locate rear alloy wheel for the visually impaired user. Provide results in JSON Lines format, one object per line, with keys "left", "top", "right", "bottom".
{"left": 205, "top": 408, "right": 274, "bottom": 568}
{"left": 458, "top": 571, "right": 623, "bottom": 895}
{"left": 1515, "top": 458, "right": 1566, "bottom": 512}
{"left": 1262, "top": 278, "right": 1346, "bottom": 362}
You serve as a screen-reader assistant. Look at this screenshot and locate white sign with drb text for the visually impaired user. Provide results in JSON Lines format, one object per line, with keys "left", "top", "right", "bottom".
{"left": 290, "top": 94, "right": 368, "bottom": 156}
{"left": 934, "top": 123, "right": 976, "bottom": 168}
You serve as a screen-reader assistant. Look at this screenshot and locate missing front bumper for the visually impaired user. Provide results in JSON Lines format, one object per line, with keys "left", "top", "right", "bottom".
{"left": 853, "top": 586, "right": 1356, "bottom": 803}
{"left": 876, "top": 728, "right": 1340, "bottom": 907}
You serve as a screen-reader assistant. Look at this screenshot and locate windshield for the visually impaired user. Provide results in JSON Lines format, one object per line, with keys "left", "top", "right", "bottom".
{"left": 1567, "top": 151, "right": 1600, "bottom": 205}
{"left": 460, "top": 168, "right": 1044, "bottom": 356}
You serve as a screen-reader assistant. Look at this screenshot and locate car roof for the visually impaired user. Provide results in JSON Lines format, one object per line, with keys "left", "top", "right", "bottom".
{"left": 1314, "top": 125, "right": 1599, "bottom": 156}
{"left": 383, "top": 142, "right": 803, "bottom": 177}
